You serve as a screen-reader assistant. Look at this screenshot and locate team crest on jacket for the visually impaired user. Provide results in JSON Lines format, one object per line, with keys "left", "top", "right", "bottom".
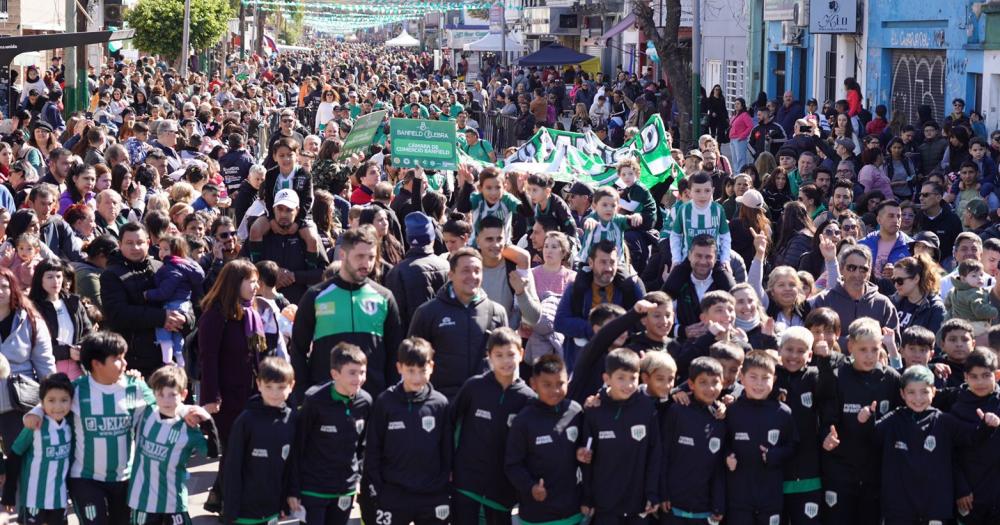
{"left": 768, "top": 515, "right": 779, "bottom": 525}
{"left": 434, "top": 505, "right": 450, "bottom": 520}
{"left": 804, "top": 503, "right": 819, "bottom": 518}
{"left": 800, "top": 392, "right": 813, "bottom": 407}
{"left": 879, "top": 400, "right": 889, "bottom": 415}
{"left": 566, "top": 425, "right": 578, "bottom": 442}
{"left": 422, "top": 415, "right": 436, "bottom": 432}
{"left": 508, "top": 414, "right": 516, "bottom": 427}
{"left": 767, "top": 429, "right": 780, "bottom": 445}
{"left": 630, "top": 424, "right": 647, "bottom": 441}
{"left": 337, "top": 496, "right": 352, "bottom": 511}
{"left": 924, "top": 435, "right": 936, "bottom": 452}
{"left": 708, "top": 437, "right": 720, "bottom": 453}
{"left": 360, "top": 298, "right": 379, "bottom": 315}
{"left": 356, "top": 419, "right": 365, "bottom": 434}
{"left": 824, "top": 491, "right": 837, "bottom": 507}
{"left": 281, "top": 444, "right": 290, "bottom": 460}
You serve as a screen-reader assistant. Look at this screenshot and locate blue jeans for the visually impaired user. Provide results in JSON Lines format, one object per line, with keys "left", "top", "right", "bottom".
{"left": 729, "top": 138, "right": 749, "bottom": 173}
{"left": 155, "top": 299, "right": 191, "bottom": 362}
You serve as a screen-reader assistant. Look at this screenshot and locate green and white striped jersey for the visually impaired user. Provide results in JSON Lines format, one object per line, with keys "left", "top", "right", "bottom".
{"left": 70, "top": 376, "right": 155, "bottom": 482}
{"left": 468, "top": 192, "right": 521, "bottom": 246}
{"left": 128, "top": 405, "right": 208, "bottom": 514}
{"left": 668, "top": 200, "right": 732, "bottom": 265}
{"left": 12, "top": 415, "right": 73, "bottom": 510}
{"left": 576, "top": 213, "right": 630, "bottom": 265}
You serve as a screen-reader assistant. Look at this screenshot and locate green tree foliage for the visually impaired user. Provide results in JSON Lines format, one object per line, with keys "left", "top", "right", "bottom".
{"left": 125, "top": 0, "right": 234, "bottom": 57}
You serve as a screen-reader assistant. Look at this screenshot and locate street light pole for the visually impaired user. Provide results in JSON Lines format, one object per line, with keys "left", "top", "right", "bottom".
{"left": 500, "top": 1, "right": 507, "bottom": 68}
{"left": 691, "top": 0, "right": 701, "bottom": 141}
{"left": 180, "top": 0, "right": 192, "bottom": 76}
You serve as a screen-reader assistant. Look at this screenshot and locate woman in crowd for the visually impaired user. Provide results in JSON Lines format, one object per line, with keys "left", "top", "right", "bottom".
{"left": 891, "top": 254, "right": 946, "bottom": 336}
{"left": 29, "top": 258, "right": 91, "bottom": 380}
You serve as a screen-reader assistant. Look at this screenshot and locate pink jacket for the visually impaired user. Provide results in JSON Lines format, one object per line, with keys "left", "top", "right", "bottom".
{"left": 859, "top": 164, "right": 894, "bottom": 200}
{"left": 729, "top": 112, "right": 754, "bottom": 141}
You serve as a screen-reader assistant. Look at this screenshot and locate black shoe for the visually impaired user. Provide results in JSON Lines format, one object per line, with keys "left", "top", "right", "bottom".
{"left": 204, "top": 489, "right": 222, "bottom": 514}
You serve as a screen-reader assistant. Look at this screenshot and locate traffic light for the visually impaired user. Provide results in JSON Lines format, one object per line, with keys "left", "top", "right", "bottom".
{"left": 104, "top": 0, "right": 124, "bottom": 29}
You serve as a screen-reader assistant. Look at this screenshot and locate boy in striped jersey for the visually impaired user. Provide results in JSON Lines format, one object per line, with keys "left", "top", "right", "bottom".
{"left": 128, "top": 366, "right": 219, "bottom": 525}
{"left": 669, "top": 171, "right": 731, "bottom": 271}
{"left": 455, "top": 165, "right": 522, "bottom": 247}
{"left": 22, "top": 332, "right": 208, "bottom": 525}
{"left": 575, "top": 186, "right": 643, "bottom": 268}
{"left": 2, "top": 373, "right": 74, "bottom": 525}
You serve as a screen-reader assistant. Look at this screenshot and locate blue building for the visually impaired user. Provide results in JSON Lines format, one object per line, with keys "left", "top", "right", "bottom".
{"left": 865, "top": 0, "right": 986, "bottom": 126}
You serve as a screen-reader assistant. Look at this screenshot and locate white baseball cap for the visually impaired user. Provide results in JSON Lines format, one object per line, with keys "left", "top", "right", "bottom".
{"left": 736, "top": 189, "right": 765, "bottom": 210}
{"left": 274, "top": 188, "right": 300, "bottom": 209}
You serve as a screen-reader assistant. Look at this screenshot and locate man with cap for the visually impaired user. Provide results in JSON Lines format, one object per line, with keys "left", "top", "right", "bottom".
{"left": 461, "top": 128, "right": 496, "bottom": 163}
{"left": 241, "top": 188, "right": 327, "bottom": 304}
{"left": 566, "top": 181, "right": 593, "bottom": 232}
{"left": 683, "top": 149, "right": 704, "bottom": 175}
{"left": 916, "top": 181, "right": 963, "bottom": 263}
{"left": 384, "top": 212, "right": 450, "bottom": 333}
{"left": 963, "top": 198, "right": 995, "bottom": 240}
{"left": 219, "top": 133, "right": 255, "bottom": 196}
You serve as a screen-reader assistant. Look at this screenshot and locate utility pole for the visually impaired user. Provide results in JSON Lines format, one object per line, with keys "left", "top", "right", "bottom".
{"left": 179, "top": 0, "right": 191, "bottom": 76}
{"left": 240, "top": 2, "right": 247, "bottom": 60}
{"left": 65, "top": 0, "right": 91, "bottom": 113}
{"left": 500, "top": 1, "right": 507, "bottom": 67}
{"left": 691, "top": 0, "right": 701, "bottom": 140}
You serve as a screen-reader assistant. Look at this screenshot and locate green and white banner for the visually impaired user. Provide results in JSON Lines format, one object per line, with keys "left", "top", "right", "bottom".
{"left": 390, "top": 118, "right": 459, "bottom": 170}
{"left": 503, "top": 114, "right": 682, "bottom": 189}
{"left": 337, "top": 110, "right": 388, "bottom": 161}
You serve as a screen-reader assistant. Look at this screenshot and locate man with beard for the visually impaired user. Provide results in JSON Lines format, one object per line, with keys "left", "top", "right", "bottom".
{"left": 291, "top": 225, "right": 402, "bottom": 400}
{"left": 815, "top": 178, "right": 854, "bottom": 224}
{"left": 661, "top": 234, "right": 736, "bottom": 342}
{"left": 554, "top": 240, "right": 646, "bottom": 368}
{"left": 916, "top": 181, "right": 963, "bottom": 263}
{"left": 241, "top": 189, "right": 327, "bottom": 304}
{"left": 200, "top": 216, "right": 242, "bottom": 291}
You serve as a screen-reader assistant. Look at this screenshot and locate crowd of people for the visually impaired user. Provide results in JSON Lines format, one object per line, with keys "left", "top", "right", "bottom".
{"left": 0, "top": 34, "right": 994, "bottom": 525}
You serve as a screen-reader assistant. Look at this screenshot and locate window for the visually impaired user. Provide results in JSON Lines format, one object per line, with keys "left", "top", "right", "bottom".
{"left": 725, "top": 60, "right": 745, "bottom": 114}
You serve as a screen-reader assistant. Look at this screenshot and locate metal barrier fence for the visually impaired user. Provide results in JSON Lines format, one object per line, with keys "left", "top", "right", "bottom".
{"left": 471, "top": 109, "right": 519, "bottom": 153}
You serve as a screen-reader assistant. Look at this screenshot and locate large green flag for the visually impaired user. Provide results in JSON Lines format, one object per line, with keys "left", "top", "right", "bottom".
{"left": 503, "top": 114, "right": 683, "bottom": 189}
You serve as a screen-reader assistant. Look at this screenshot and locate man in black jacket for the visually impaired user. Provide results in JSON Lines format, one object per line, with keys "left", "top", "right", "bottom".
{"left": 31, "top": 183, "right": 84, "bottom": 262}
{"left": 384, "top": 212, "right": 449, "bottom": 333}
{"left": 100, "top": 222, "right": 186, "bottom": 379}
{"left": 218, "top": 133, "right": 255, "bottom": 196}
{"left": 748, "top": 107, "right": 787, "bottom": 159}
{"left": 662, "top": 234, "right": 737, "bottom": 342}
{"left": 408, "top": 247, "right": 508, "bottom": 400}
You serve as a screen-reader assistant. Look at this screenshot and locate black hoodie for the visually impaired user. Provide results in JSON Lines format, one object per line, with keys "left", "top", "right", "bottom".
{"left": 725, "top": 395, "right": 798, "bottom": 514}
{"left": 451, "top": 372, "right": 536, "bottom": 509}
{"left": 365, "top": 382, "right": 451, "bottom": 510}
{"left": 579, "top": 388, "right": 661, "bottom": 514}
{"left": 504, "top": 398, "right": 584, "bottom": 523}
{"left": 223, "top": 396, "right": 296, "bottom": 525}
{"left": 659, "top": 399, "right": 726, "bottom": 516}
{"left": 951, "top": 386, "right": 1000, "bottom": 509}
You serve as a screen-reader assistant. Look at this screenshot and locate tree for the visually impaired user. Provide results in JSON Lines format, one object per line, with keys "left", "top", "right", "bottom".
{"left": 126, "top": 0, "right": 234, "bottom": 58}
{"left": 632, "top": 0, "right": 693, "bottom": 148}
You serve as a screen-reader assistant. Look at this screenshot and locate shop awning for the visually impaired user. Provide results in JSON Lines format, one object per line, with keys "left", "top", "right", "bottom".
{"left": 603, "top": 13, "right": 636, "bottom": 45}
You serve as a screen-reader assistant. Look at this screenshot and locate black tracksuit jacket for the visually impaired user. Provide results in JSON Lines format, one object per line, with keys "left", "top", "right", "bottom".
{"left": 659, "top": 400, "right": 726, "bottom": 516}
{"left": 724, "top": 396, "right": 798, "bottom": 514}
{"left": 504, "top": 398, "right": 584, "bottom": 523}
{"left": 951, "top": 386, "right": 1000, "bottom": 511}
{"left": 365, "top": 383, "right": 451, "bottom": 510}
{"left": 775, "top": 366, "right": 822, "bottom": 484}
{"left": 450, "top": 373, "right": 536, "bottom": 509}
{"left": 223, "top": 396, "right": 297, "bottom": 525}
{"left": 579, "top": 389, "right": 661, "bottom": 514}
{"left": 289, "top": 381, "right": 372, "bottom": 498}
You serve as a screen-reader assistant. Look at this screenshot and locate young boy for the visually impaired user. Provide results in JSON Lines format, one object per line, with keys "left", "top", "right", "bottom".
{"left": 615, "top": 158, "right": 658, "bottom": 273}
{"left": 867, "top": 365, "right": 1000, "bottom": 524}
{"left": 676, "top": 290, "right": 747, "bottom": 379}
{"left": 951, "top": 349, "right": 1000, "bottom": 524}
{"left": 451, "top": 328, "right": 536, "bottom": 523}
{"left": 128, "top": 366, "right": 220, "bottom": 525}
{"left": 441, "top": 215, "right": 472, "bottom": 257}
{"left": 640, "top": 351, "right": 677, "bottom": 405}
{"left": 365, "top": 337, "right": 451, "bottom": 524}
{"left": 567, "top": 304, "right": 629, "bottom": 404}
{"left": 248, "top": 137, "right": 322, "bottom": 268}
{"left": 455, "top": 165, "right": 521, "bottom": 247}
{"left": 575, "top": 186, "right": 642, "bottom": 268}
{"left": 724, "top": 351, "right": 798, "bottom": 525}
{"left": 576, "top": 349, "right": 661, "bottom": 521}
{"left": 660, "top": 357, "right": 726, "bottom": 524}
{"left": 289, "top": 343, "right": 372, "bottom": 525}
{"left": 223, "top": 357, "right": 297, "bottom": 525}
{"left": 669, "top": 171, "right": 731, "bottom": 268}
{"left": 934, "top": 318, "right": 976, "bottom": 388}
{"left": 505, "top": 355, "right": 584, "bottom": 525}
{"left": 3, "top": 373, "right": 74, "bottom": 525}
{"left": 945, "top": 259, "right": 998, "bottom": 338}
{"left": 22, "top": 332, "right": 158, "bottom": 525}
{"left": 895, "top": 326, "right": 936, "bottom": 371}
{"left": 254, "top": 260, "right": 292, "bottom": 360}
{"left": 818, "top": 318, "right": 901, "bottom": 525}
{"left": 192, "top": 183, "right": 223, "bottom": 216}
{"left": 523, "top": 173, "right": 577, "bottom": 238}
{"left": 775, "top": 327, "right": 822, "bottom": 525}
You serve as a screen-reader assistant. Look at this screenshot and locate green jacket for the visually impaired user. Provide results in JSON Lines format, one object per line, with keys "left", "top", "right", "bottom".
{"left": 945, "top": 278, "right": 998, "bottom": 322}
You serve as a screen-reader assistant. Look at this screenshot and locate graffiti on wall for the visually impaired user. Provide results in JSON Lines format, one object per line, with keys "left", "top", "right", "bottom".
{"left": 891, "top": 51, "right": 946, "bottom": 126}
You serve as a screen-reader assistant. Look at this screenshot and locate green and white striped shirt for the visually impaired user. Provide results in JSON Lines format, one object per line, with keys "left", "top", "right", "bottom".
{"left": 468, "top": 191, "right": 521, "bottom": 246}
{"left": 70, "top": 376, "right": 154, "bottom": 482}
{"left": 668, "top": 200, "right": 732, "bottom": 265}
{"left": 128, "top": 406, "right": 208, "bottom": 514}
{"left": 576, "top": 213, "right": 630, "bottom": 265}
{"left": 12, "top": 415, "right": 73, "bottom": 509}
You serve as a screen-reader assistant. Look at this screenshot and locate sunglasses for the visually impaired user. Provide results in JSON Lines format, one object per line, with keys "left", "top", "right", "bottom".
{"left": 919, "top": 192, "right": 938, "bottom": 198}
{"left": 823, "top": 228, "right": 841, "bottom": 237}
{"left": 216, "top": 230, "right": 235, "bottom": 240}
{"left": 281, "top": 118, "right": 294, "bottom": 123}
{"left": 892, "top": 276, "right": 912, "bottom": 286}
{"left": 844, "top": 264, "right": 870, "bottom": 274}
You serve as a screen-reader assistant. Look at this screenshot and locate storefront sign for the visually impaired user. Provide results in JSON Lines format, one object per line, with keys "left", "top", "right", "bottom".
{"left": 810, "top": 0, "right": 859, "bottom": 34}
